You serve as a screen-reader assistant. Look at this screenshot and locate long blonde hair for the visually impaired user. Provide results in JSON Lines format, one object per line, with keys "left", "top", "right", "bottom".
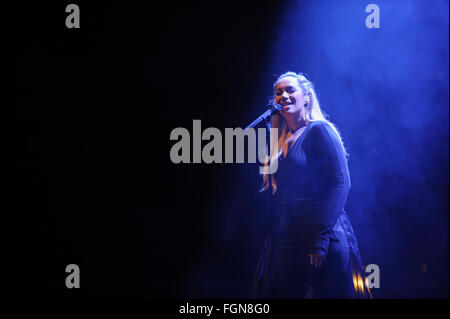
{"left": 261, "top": 71, "right": 348, "bottom": 193}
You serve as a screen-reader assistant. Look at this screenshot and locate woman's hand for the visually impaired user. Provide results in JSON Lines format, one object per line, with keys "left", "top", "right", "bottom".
{"left": 308, "top": 252, "right": 326, "bottom": 268}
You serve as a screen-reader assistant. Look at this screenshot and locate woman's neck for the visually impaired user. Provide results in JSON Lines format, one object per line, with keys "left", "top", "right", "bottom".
{"left": 286, "top": 116, "right": 308, "bottom": 133}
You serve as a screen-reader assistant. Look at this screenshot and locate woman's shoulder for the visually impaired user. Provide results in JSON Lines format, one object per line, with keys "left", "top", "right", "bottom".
{"left": 308, "top": 119, "right": 332, "bottom": 129}
{"left": 305, "top": 120, "right": 341, "bottom": 142}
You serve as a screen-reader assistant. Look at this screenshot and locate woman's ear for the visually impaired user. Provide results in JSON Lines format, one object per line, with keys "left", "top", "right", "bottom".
{"left": 304, "top": 93, "right": 310, "bottom": 103}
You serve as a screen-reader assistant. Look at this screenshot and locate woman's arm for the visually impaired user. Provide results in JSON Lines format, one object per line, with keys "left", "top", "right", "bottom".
{"left": 305, "top": 121, "right": 351, "bottom": 263}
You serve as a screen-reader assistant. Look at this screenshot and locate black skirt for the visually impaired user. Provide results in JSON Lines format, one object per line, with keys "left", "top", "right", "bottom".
{"left": 252, "top": 203, "right": 370, "bottom": 299}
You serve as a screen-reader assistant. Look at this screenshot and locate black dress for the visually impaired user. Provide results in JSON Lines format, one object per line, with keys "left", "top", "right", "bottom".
{"left": 252, "top": 120, "right": 367, "bottom": 298}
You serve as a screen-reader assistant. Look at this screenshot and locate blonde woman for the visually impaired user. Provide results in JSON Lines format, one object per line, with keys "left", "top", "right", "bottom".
{"left": 253, "top": 72, "right": 367, "bottom": 298}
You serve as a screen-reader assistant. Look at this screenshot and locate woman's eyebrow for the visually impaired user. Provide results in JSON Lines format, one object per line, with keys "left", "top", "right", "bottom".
{"left": 276, "top": 85, "right": 294, "bottom": 91}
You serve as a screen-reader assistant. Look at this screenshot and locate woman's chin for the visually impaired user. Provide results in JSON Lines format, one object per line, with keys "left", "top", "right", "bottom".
{"left": 280, "top": 110, "right": 295, "bottom": 118}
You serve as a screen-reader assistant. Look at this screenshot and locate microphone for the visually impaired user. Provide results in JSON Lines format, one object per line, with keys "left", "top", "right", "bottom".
{"left": 244, "top": 103, "right": 282, "bottom": 132}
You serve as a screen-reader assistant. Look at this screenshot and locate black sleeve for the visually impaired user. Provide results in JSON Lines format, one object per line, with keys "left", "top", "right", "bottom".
{"left": 305, "top": 121, "right": 351, "bottom": 256}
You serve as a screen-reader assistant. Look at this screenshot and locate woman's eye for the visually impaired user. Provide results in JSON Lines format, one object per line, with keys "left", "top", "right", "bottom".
{"left": 286, "top": 87, "right": 296, "bottom": 93}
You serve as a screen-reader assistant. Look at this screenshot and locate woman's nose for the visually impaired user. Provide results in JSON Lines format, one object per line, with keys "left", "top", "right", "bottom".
{"left": 281, "top": 91, "right": 289, "bottom": 100}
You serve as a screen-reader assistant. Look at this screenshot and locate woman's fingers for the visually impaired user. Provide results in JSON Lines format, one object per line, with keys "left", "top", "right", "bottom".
{"left": 309, "top": 253, "right": 325, "bottom": 268}
{"left": 318, "top": 255, "right": 323, "bottom": 268}
{"left": 309, "top": 253, "right": 316, "bottom": 267}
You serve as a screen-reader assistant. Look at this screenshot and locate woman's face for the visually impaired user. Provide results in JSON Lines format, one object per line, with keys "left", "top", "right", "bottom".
{"left": 274, "top": 76, "right": 308, "bottom": 120}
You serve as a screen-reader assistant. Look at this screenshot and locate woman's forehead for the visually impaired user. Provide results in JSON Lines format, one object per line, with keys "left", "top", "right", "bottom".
{"left": 275, "top": 76, "right": 300, "bottom": 90}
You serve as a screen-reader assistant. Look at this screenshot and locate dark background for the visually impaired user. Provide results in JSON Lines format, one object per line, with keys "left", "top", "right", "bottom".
{"left": 14, "top": 1, "right": 448, "bottom": 298}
